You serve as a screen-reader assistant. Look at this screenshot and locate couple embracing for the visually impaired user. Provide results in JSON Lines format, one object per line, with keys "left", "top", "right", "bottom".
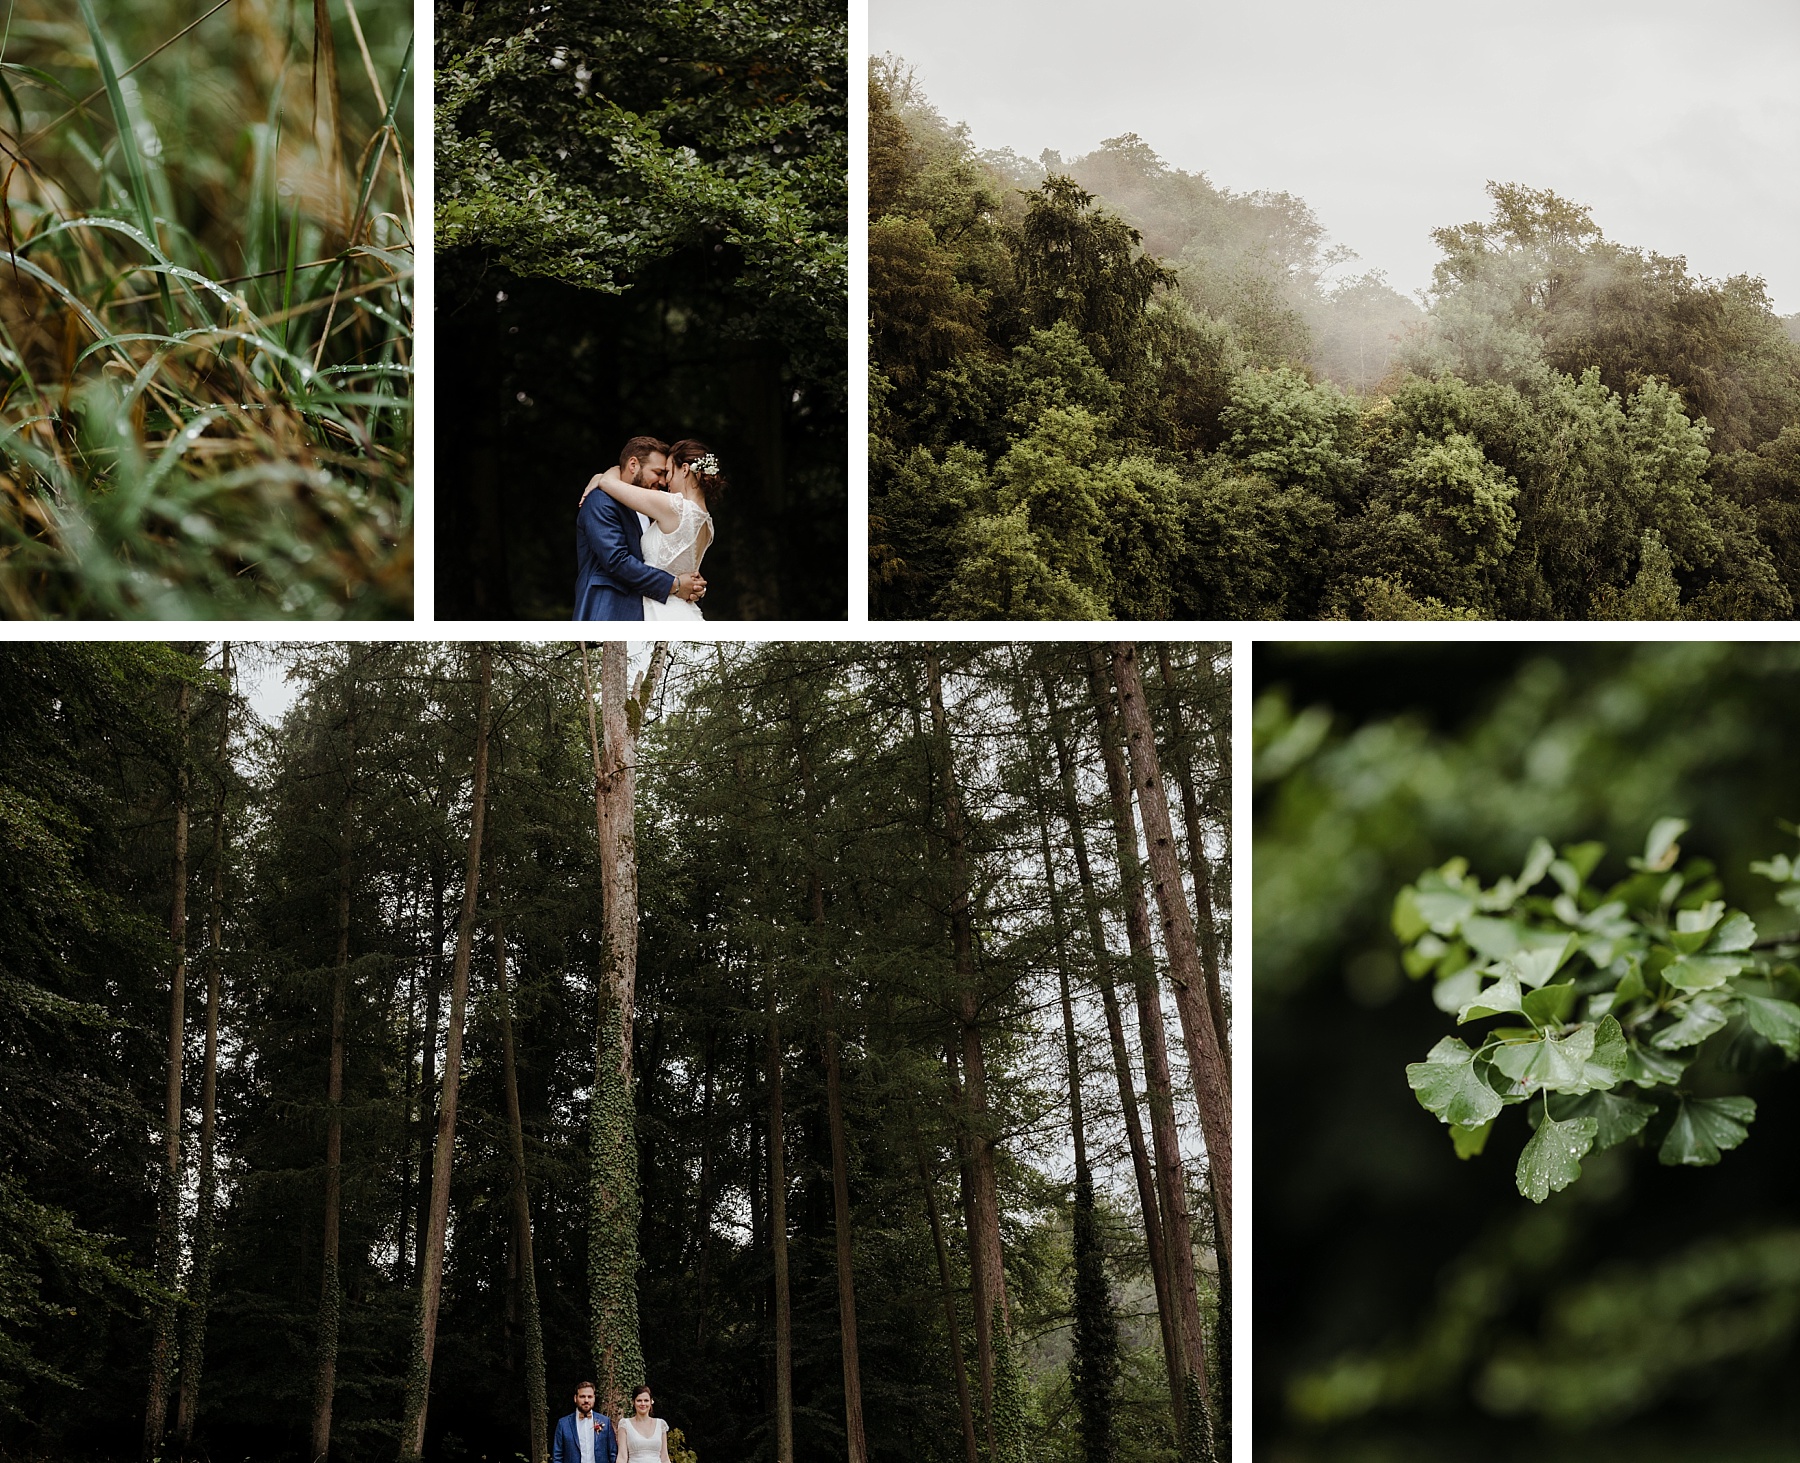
{"left": 553, "top": 1381, "right": 672, "bottom": 1463}
{"left": 574, "top": 436, "right": 725, "bottom": 622}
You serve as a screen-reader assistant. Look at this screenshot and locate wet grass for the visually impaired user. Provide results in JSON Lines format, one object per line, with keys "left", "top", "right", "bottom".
{"left": 0, "top": 0, "right": 412, "bottom": 617}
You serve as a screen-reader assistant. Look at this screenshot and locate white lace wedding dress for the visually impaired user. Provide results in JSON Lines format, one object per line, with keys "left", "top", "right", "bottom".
{"left": 642, "top": 495, "right": 714, "bottom": 622}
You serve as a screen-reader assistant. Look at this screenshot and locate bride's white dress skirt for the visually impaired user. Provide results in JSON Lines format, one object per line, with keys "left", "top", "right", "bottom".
{"left": 642, "top": 496, "right": 713, "bottom": 622}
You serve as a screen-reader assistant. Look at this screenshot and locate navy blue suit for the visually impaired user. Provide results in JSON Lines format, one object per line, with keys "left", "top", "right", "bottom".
{"left": 574, "top": 487, "right": 677, "bottom": 621}
{"left": 552, "top": 1410, "right": 618, "bottom": 1463}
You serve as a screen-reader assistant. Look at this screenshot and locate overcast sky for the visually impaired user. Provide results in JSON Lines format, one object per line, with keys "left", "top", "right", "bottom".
{"left": 871, "top": 0, "right": 1800, "bottom": 313}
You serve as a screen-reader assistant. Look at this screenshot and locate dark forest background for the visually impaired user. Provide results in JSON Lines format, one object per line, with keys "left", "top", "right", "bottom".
{"left": 869, "top": 60, "right": 1800, "bottom": 621}
{"left": 1255, "top": 642, "right": 1800, "bottom": 1461}
{"left": 434, "top": 1, "right": 847, "bottom": 619}
{"left": 0, "top": 640, "right": 1228, "bottom": 1463}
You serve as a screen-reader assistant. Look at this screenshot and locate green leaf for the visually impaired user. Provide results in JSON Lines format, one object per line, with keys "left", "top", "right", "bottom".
{"left": 1451, "top": 1120, "right": 1494, "bottom": 1159}
{"left": 1432, "top": 965, "right": 1484, "bottom": 1015}
{"left": 1651, "top": 994, "right": 1735, "bottom": 1050}
{"left": 1708, "top": 911, "right": 1758, "bottom": 954}
{"left": 1521, "top": 981, "right": 1576, "bottom": 1028}
{"left": 1633, "top": 817, "right": 1688, "bottom": 873}
{"left": 1457, "top": 969, "right": 1525, "bottom": 1023}
{"left": 1549, "top": 1089, "right": 1656, "bottom": 1150}
{"left": 1582, "top": 1015, "right": 1628, "bottom": 1089}
{"left": 1624, "top": 1042, "right": 1689, "bottom": 1086}
{"left": 1406, "top": 1037, "right": 1505, "bottom": 1128}
{"left": 1658, "top": 1095, "right": 1756, "bottom": 1166}
{"left": 1516, "top": 1111, "right": 1598, "bottom": 1202}
{"left": 1662, "top": 953, "right": 1747, "bottom": 991}
{"left": 1508, "top": 941, "right": 1574, "bottom": 989}
{"left": 1392, "top": 885, "right": 1427, "bottom": 943}
{"left": 1414, "top": 888, "right": 1474, "bottom": 933}
{"left": 1491, "top": 1024, "right": 1597, "bottom": 1093}
{"left": 1561, "top": 841, "right": 1607, "bottom": 884}
{"left": 1518, "top": 838, "right": 1556, "bottom": 891}
{"left": 1737, "top": 990, "right": 1800, "bottom": 1057}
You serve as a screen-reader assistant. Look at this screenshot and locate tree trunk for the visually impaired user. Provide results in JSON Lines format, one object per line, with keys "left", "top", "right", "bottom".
{"left": 1043, "top": 669, "right": 1185, "bottom": 1424}
{"left": 176, "top": 651, "right": 229, "bottom": 1453}
{"left": 1153, "top": 645, "right": 1230, "bottom": 1076}
{"left": 820, "top": 974, "right": 868, "bottom": 1463}
{"left": 585, "top": 641, "right": 667, "bottom": 1418}
{"left": 494, "top": 912, "right": 549, "bottom": 1463}
{"left": 312, "top": 687, "right": 357, "bottom": 1463}
{"left": 1030, "top": 743, "right": 1118, "bottom": 1463}
{"left": 1111, "top": 643, "right": 1232, "bottom": 1264}
{"left": 1087, "top": 648, "right": 1214, "bottom": 1453}
{"left": 403, "top": 646, "right": 494, "bottom": 1460}
{"left": 143, "top": 679, "right": 190, "bottom": 1461}
{"left": 414, "top": 861, "right": 447, "bottom": 1283}
{"left": 766, "top": 988, "right": 794, "bottom": 1463}
{"left": 915, "top": 1144, "right": 980, "bottom": 1463}
{"left": 924, "top": 648, "right": 1010, "bottom": 1431}
{"left": 1153, "top": 643, "right": 1233, "bottom": 1448}
{"left": 796, "top": 716, "right": 868, "bottom": 1463}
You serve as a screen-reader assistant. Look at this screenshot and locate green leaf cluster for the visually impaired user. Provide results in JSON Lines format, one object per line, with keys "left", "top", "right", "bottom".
{"left": 1400, "top": 820, "right": 1800, "bottom": 1200}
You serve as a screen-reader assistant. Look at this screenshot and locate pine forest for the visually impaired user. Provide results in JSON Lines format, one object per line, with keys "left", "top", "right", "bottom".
{"left": 868, "top": 61, "right": 1800, "bottom": 622}
{"left": 0, "top": 639, "right": 1231, "bottom": 1463}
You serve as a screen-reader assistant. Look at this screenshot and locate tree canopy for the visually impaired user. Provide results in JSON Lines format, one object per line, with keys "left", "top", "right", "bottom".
{"left": 869, "top": 62, "right": 1800, "bottom": 621}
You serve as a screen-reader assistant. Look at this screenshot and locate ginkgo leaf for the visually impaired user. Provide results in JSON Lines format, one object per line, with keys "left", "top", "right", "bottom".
{"left": 1549, "top": 1089, "right": 1655, "bottom": 1150}
{"left": 1457, "top": 969, "right": 1525, "bottom": 1023}
{"left": 1651, "top": 995, "right": 1734, "bottom": 1050}
{"left": 1406, "top": 1037, "right": 1504, "bottom": 1128}
{"left": 1658, "top": 1095, "right": 1756, "bottom": 1167}
{"left": 1517, "top": 1111, "right": 1598, "bottom": 1202}
{"left": 1490, "top": 1023, "right": 1597, "bottom": 1093}
{"left": 1735, "top": 987, "right": 1800, "bottom": 1057}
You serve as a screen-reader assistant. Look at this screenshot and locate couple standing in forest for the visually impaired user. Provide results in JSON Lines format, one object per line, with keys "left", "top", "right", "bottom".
{"left": 574, "top": 437, "right": 726, "bottom": 621}
{"left": 554, "top": 1383, "right": 672, "bottom": 1463}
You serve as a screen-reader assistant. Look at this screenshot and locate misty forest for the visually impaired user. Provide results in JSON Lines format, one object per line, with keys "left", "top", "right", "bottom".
{"left": 0, "top": 640, "right": 1230, "bottom": 1463}
{"left": 868, "top": 61, "right": 1800, "bottom": 621}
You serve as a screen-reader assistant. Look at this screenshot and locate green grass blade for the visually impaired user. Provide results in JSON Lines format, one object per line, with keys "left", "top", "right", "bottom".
{"left": 73, "top": 0, "right": 176, "bottom": 325}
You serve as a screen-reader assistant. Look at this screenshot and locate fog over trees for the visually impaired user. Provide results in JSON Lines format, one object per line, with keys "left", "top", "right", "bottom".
{"left": 869, "top": 61, "right": 1800, "bottom": 621}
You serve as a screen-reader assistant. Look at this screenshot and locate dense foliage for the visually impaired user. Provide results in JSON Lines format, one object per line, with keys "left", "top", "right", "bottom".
{"left": 1397, "top": 819, "right": 1800, "bottom": 1202}
{"left": 1256, "top": 643, "right": 1800, "bottom": 1461}
{"left": 0, "top": 640, "right": 1227, "bottom": 1463}
{"left": 869, "top": 63, "right": 1800, "bottom": 621}
{"left": 434, "top": 0, "right": 847, "bottom": 617}
{"left": 0, "top": 0, "right": 413, "bottom": 618}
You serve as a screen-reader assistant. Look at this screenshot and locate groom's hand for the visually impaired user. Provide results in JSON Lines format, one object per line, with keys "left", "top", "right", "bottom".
{"left": 673, "top": 572, "right": 706, "bottom": 602}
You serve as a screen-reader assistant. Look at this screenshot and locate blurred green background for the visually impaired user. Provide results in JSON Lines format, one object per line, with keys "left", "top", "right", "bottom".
{"left": 1253, "top": 642, "right": 1800, "bottom": 1463}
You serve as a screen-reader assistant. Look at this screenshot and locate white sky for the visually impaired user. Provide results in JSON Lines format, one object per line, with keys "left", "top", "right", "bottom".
{"left": 871, "top": 0, "right": 1800, "bottom": 313}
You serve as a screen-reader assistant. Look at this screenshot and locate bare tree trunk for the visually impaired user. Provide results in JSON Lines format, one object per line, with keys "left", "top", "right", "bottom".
{"left": 767, "top": 989, "right": 794, "bottom": 1463}
{"left": 916, "top": 1145, "right": 980, "bottom": 1463}
{"left": 1087, "top": 648, "right": 1213, "bottom": 1446}
{"left": 177, "top": 651, "right": 229, "bottom": 1453}
{"left": 413, "top": 863, "right": 447, "bottom": 1284}
{"left": 693, "top": 1025, "right": 718, "bottom": 1350}
{"left": 312, "top": 687, "right": 357, "bottom": 1463}
{"left": 795, "top": 718, "right": 868, "bottom": 1463}
{"left": 925, "top": 648, "right": 1010, "bottom": 1428}
{"left": 820, "top": 974, "right": 868, "bottom": 1463}
{"left": 495, "top": 913, "right": 548, "bottom": 1463}
{"left": 403, "top": 646, "right": 494, "bottom": 1460}
{"left": 143, "top": 680, "right": 191, "bottom": 1461}
{"left": 1111, "top": 643, "right": 1232, "bottom": 1264}
{"left": 944, "top": 1044, "right": 995, "bottom": 1463}
{"left": 1153, "top": 645, "right": 1230, "bottom": 1076}
{"left": 586, "top": 641, "right": 667, "bottom": 1418}
{"left": 1043, "top": 670, "right": 1185, "bottom": 1422}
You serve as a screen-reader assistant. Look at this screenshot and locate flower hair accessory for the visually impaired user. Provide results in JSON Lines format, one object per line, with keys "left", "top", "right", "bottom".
{"left": 691, "top": 452, "right": 721, "bottom": 478}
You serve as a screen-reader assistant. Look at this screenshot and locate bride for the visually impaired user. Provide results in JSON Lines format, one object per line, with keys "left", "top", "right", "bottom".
{"left": 618, "top": 1385, "right": 671, "bottom": 1463}
{"left": 585, "top": 440, "right": 722, "bottom": 621}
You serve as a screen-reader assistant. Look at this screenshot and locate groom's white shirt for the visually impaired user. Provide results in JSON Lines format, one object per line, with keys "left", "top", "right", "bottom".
{"left": 577, "top": 1412, "right": 596, "bottom": 1463}
{"left": 637, "top": 511, "right": 651, "bottom": 534}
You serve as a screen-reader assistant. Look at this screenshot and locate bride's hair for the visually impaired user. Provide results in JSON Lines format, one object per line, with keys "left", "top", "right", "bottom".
{"left": 668, "top": 439, "right": 727, "bottom": 505}
{"left": 630, "top": 1384, "right": 653, "bottom": 1403}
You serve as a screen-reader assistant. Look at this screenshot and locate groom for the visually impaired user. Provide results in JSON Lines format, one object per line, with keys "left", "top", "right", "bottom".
{"left": 573, "top": 436, "right": 706, "bottom": 620}
{"left": 551, "top": 1381, "right": 616, "bottom": 1463}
